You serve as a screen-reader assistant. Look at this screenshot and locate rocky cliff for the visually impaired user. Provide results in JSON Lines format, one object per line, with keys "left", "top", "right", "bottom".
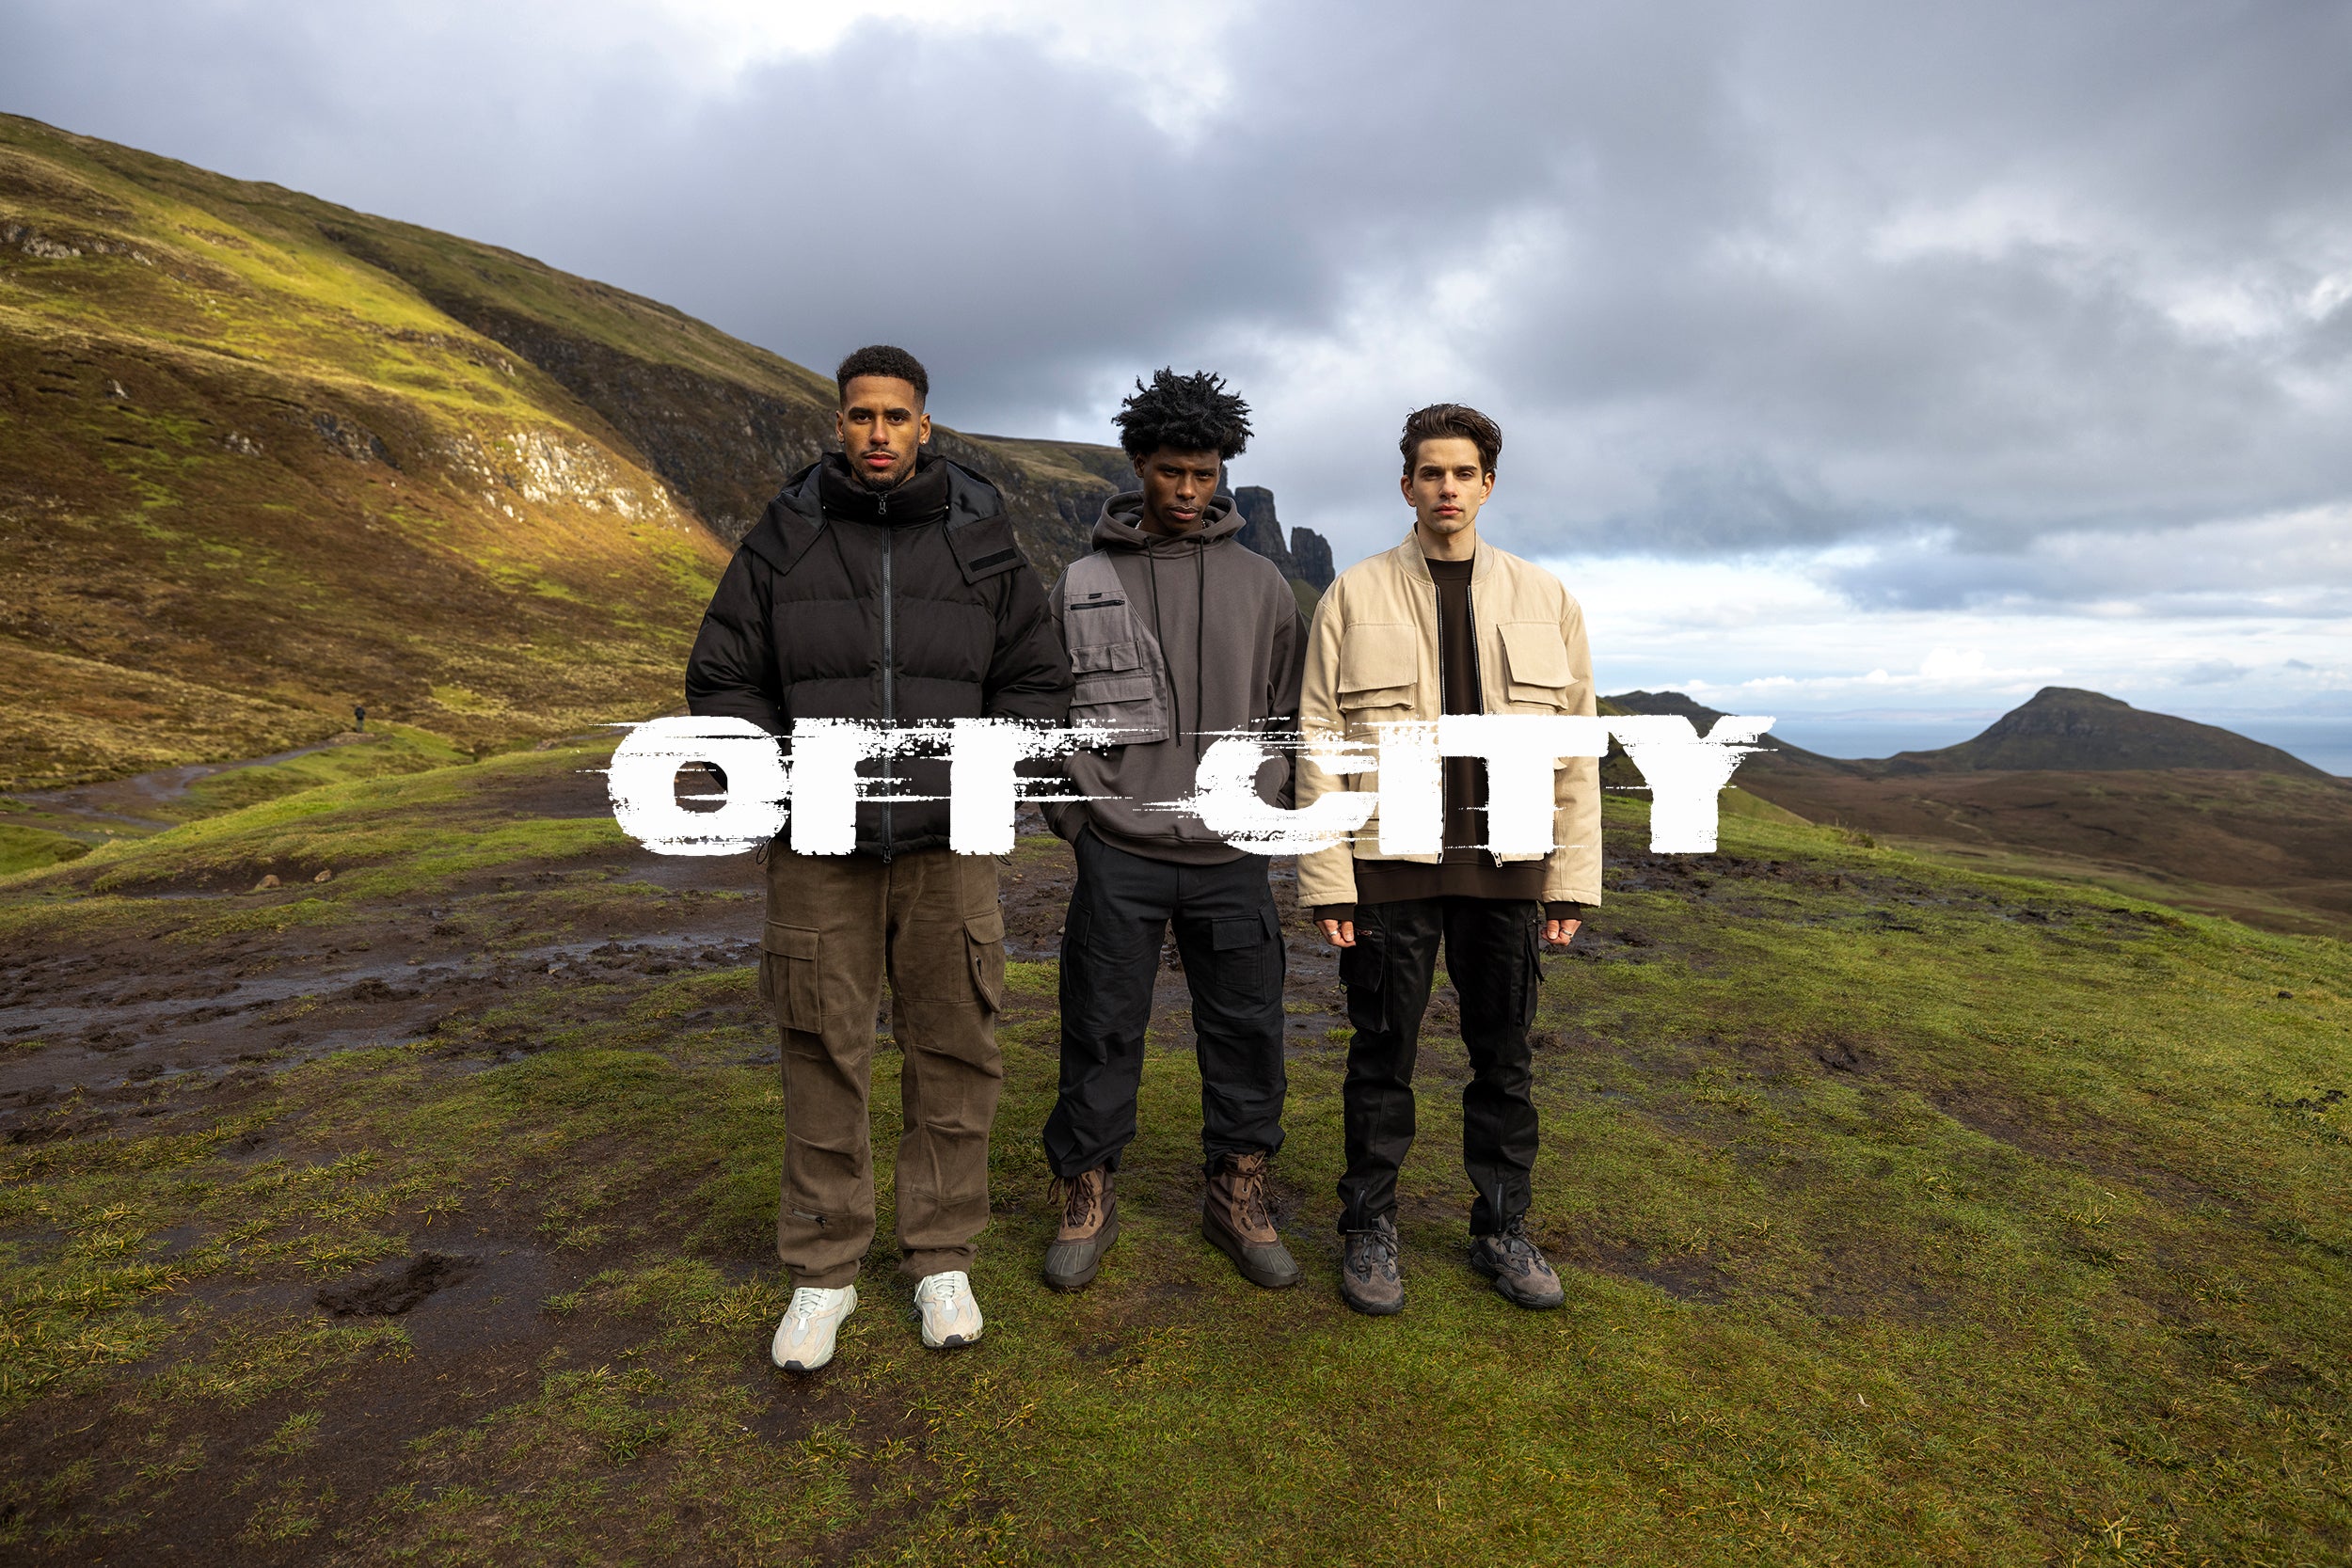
{"left": 1232, "top": 485, "right": 1335, "bottom": 593}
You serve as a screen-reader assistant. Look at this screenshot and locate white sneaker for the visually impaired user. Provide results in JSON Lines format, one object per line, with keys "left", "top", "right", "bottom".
{"left": 914, "top": 1271, "right": 984, "bottom": 1349}
{"left": 771, "top": 1284, "right": 857, "bottom": 1372}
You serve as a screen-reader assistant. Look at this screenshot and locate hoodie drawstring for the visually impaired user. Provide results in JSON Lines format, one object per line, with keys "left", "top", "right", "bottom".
{"left": 1195, "top": 546, "right": 1206, "bottom": 765}
{"left": 1145, "top": 549, "right": 1168, "bottom": 744}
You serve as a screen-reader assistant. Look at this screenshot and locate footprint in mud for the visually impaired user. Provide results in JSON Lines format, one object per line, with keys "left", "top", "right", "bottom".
{"left": 315, "top": 1251, "right": 480, "bottom": 1316}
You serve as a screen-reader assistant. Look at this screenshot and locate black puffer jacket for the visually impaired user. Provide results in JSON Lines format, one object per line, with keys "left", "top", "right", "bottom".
{"left": 685, "top": 452, "right": 1072, "bottom": 856}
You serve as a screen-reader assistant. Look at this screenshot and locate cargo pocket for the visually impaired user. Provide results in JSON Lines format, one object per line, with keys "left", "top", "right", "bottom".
{"left": 759, "top": 921, "right": 822, "bottom": 1031}
{"left": 1211, "top": 912, "right": 1267, "bottom": 994}
{"left": 1338, "top": 924, "right": 1389, "bottom": 1036}
{"left": 964, "top": 909, "right": 1006, "bottom": 1014}
{"left": 1068, "top": 630, "right": 1172, "bottom": 744}
{"left": 1520, "top": 912, "right": 1545, "bottom": 1028}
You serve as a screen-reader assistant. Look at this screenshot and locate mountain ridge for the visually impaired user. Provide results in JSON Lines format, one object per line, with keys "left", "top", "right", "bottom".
{"left": 1604, "top": 685, "right": 2332, "bottom": 781}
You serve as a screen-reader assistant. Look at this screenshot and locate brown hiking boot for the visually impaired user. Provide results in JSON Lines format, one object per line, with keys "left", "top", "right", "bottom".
{"left": 1201, "top": 1151, "right": 1300, "bottom": 1289}
{"left": 1042, "top": 1167, "right": 1118, "bottom": 1291}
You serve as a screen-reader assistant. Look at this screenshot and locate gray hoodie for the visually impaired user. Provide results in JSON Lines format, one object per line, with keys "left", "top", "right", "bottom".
{"left": 1045, "top": 492, "right": 1308, "bottom": 863}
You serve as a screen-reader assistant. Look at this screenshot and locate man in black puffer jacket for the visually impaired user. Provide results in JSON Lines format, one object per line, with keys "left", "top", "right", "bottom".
{"left": 686, "top": 345, "right": 1071, "bottom": 1372}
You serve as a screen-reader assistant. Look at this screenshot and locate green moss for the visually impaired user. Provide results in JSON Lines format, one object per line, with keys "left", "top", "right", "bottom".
{"left": 3, "top": 721, "right": 2348, "bottom": 1561}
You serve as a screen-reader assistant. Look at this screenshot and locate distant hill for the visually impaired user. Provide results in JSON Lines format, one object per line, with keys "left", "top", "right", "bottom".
{"left": 1878, "top": 687, "right": 2331, "bottom": 779}
{"left": 1601, "top": 689, "right": 1859, "bottom": 779}
{"left": 1604, "top": 685, "right": 2352, "bottom": 935}
{"left": 0, "top": 115, "right": 1327, "bottom": 792}
{"left": 1604, "top": 686, "right": 2329, "bottom": 782}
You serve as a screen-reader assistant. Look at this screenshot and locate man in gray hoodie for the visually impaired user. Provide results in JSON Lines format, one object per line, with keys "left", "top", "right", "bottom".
{"left": 1040, "top": 370, "right": 1308, "bottom": 1291}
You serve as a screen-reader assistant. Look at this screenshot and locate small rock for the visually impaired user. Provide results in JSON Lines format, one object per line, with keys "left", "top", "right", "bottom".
{"left": 104, "top": 378, "right": 130, "bottom": 400}
{"left": 253, "top": 874, "right": 280, "bottom": 890}
{"left": 313, "top": 869, "right": 332, "bottom": 883}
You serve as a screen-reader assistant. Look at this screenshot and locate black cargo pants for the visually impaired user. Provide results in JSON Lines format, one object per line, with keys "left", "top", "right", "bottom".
{"left": 1042, "top": 829, "right": 1288, "bottom": 1177}
{"left": 1336, "top": 896, "right": 1544, "bottom": 1237}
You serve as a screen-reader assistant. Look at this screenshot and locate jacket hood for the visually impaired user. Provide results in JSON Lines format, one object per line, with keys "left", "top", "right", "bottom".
{"left": 1090, "top": 490, "right": 1248, "bottom": 553}
{"left": 742, "top": 452, "right": 1007, "bottom": 577}
{"left": 776, "top": 451, "right": 1006, "bottom": 526}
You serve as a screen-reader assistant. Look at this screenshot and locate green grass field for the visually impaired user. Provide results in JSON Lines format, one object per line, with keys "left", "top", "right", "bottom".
{"left": 2, "top": 745, "right": 2347, "bottom": 1564}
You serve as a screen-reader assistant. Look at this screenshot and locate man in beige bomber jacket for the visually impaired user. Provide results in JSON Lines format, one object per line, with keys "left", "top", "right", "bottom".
{"left": 1295, "top": 403, "right": 1599, "bottom": 1316}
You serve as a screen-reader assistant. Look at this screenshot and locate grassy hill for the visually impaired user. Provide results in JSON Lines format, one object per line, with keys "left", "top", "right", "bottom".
{"left": 0, "top": 114, "right": 1135, "bottom": 804}
{"left": 1, "top": 739, "right": 2345, "bottom": 1562}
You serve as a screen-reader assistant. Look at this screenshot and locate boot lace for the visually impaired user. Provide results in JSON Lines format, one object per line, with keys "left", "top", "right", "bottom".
{"left": 1048, "top": 1171, "right": 1099, "bottom": 1229}
{"left": 1492, "top": 1219, "right": 1542, "bottom": 1268}
{"left": 1349, "top": 1225, "right": 1399, "bottom": 1280}
{"left": 1226, "top": 1158, "right": 1275, "bottom": 1230}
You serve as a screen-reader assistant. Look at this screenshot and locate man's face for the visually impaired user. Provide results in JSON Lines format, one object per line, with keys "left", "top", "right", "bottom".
{"left": 1133, "top": 448, "right": 1224, "bottom": 535}
{"left": 1401, "top": 436, "right": 1495, "bottom": 540}
{"left": 835, "top": 376, "right": 931, "bottom": 488}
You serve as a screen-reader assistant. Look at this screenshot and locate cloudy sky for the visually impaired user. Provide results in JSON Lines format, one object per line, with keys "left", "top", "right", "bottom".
{"left": 8, "top": 1, "right": 2349, "bottom": 758}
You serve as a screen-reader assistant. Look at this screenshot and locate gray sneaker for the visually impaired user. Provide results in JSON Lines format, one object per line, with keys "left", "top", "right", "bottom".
{"left": 1339, "top": 1216, "right": 1405, "bottom": 1316}
{"left": 1469, "top": 1216, "right": 1565, "bottom": 1309}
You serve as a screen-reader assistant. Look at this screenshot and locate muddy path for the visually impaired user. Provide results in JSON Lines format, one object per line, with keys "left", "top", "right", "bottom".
{"left": 0, "top": 752, "right": 1370, "bottom": 1133}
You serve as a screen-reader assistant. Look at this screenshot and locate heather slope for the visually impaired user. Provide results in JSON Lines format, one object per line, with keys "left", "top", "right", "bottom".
{"left": 0, "top": 114, "right": 1137, "bottom": 800}
{"left": 0, "top": 115, "right": 733, "bottom": 788}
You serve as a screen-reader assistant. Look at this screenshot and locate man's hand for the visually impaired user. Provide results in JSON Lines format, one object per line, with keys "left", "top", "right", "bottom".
{"left": 1319, "top": 918, "right": 1356, "bottom": 948}
{"left": 1543, "top": 917, "right": 1581, "bottom": 948}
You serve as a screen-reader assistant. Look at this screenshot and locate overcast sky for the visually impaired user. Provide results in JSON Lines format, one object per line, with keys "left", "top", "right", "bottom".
{"left": 7, "top": 0, "right": 2349, "bottom": 747}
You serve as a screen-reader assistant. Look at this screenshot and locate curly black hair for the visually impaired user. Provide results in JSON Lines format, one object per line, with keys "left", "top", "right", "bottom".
{"left": 1113, "top": 368, "right": 1252, "bottom": 460}
{"left": 835, "top": 344, "right": 929, "bottom": 404}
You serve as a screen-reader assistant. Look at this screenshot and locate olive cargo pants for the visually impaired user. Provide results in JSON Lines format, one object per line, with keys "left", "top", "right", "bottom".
{"left": 759, "top": 846, "right": 1005, "bottom": 1287}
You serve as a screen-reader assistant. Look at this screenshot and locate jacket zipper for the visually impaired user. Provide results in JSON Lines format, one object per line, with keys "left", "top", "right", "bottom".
{"left": 879, "top": 491, "right": 895, "bottom": 862}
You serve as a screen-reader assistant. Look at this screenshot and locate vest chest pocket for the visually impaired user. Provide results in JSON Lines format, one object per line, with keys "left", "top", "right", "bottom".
{"left": 1064, "top": 595, "right": 1171, "bottom": 744}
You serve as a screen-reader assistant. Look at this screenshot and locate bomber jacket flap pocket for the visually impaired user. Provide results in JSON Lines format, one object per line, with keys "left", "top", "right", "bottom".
{"left": 1338, "top": 628, "right": 1417, "bottom": 703}
{"left": 1498, "top": 622, "right": 1573, "bottom": 689}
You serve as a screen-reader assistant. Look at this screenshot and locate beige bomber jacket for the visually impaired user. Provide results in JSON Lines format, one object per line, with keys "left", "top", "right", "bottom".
{"left": 1295, "top": 530, "right": 1602, "bottom": 909}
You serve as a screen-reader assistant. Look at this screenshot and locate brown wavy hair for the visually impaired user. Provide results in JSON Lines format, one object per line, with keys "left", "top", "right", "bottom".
{"left": 1399, "top": 403, "right": 1501, "bottom": 476}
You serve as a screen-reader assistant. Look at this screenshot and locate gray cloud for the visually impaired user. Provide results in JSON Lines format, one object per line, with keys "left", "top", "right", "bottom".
{"left": 5, "top": 0, "right": 2351, "bottom": 614}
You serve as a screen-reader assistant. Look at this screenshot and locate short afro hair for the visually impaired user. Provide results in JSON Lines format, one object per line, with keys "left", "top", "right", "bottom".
{"left": 1114, "top": 368, "right": 1251, "bottom": 461}
{"left": 835, "top": 344, "right": 929, "bottom": 404}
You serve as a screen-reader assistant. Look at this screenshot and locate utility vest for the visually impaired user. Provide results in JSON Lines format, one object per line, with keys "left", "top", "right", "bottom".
{"left": 1060, "top": 552, "right": 1173, "bottom": 747}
